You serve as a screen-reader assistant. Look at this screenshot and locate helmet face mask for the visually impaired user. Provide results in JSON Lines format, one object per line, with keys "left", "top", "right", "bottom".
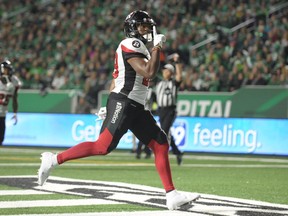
{"left": 142, "top": 26, "right": 153, "bottom": 43}
{"left": 0, "top": 60, "right": 14, "bottom": 77}
{"left": 124, "top": 10, "right": 156, "bottom": 44}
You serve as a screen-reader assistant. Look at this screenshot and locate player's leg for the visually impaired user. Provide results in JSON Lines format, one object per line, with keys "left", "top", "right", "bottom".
{"left": 137, "top": 109, "right": 199, "bottom": 209}
{"left": 131, "top": 109, "right": 175, "bottom": 192}
{"left": 38, "top": 93, "right": 131, "bottom": 185}
{"left": 132, "top": 110, "right": 199, "bottom": 210}
{"left": 57, "top": 94, "right": 130, "bottom": 163}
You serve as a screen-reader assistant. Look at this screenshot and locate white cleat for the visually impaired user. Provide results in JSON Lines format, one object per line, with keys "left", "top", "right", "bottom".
{"left": 37, "top": 152, "right": 56, "bottom": 186}
{"left": 166, "top": 190, "right": 200, "bottom": 210}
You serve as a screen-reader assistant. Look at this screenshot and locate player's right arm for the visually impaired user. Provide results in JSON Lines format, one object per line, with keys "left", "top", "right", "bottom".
{"left": 128, "top": 26, "right": 165, "bottom": 79}
{"left": 128, "top": 49, "right": 160, "bottom": 79}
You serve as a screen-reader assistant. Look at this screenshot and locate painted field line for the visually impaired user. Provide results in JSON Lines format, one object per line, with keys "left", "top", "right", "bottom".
{"left": 0, "top": 211, "right": 199, "bottom": 216}
{"left": 189, "top": 155, "right": 288, "bottom": 163}
{"left": 0, "top": 163, "right": 288, "bottom": 168}
{"left": 1, "top": 147, "right": 288, "bottom": 163}
{"left": 0, "top": 198, "right": 123, "bottom": 208}
{"left": 0, "top": 190, "right": 52, "bottom": 195}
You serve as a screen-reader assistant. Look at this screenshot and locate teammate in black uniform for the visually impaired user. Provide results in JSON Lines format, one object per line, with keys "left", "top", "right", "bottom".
{"left": 37, "top": 10, "right": 199, "bottom": 210}
{"left": 0, "top": 60, "right": 22, "bottom": 146}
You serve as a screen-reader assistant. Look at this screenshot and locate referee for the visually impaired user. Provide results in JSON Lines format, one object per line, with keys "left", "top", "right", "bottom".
{"left": 155, "top": 54, "right": 183, "bottom": 165}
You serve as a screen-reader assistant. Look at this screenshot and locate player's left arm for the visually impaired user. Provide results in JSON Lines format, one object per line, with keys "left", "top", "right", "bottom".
{"left": 109, "top": 79, "right": 115, "bottom": 92}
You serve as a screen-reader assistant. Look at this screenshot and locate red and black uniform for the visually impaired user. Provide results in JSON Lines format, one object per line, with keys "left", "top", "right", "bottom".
{"left": 57, "top": 37, "right": 175, "bottom": 192}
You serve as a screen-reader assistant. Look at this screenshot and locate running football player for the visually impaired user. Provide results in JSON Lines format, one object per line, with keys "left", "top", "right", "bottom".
{"left": 37, "top": 10, "right": 200, "bottom": 210}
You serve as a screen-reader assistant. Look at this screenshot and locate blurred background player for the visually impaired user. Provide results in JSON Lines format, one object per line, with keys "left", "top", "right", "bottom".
{"left": 0, "top": 60, "right": 22, "bottom": 146}
{"left": 155, "top": 54, "right": 184, "bottom": 165}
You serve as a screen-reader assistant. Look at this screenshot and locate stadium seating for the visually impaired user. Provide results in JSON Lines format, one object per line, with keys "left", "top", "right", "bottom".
{"left": 0, "top": 0, "right": 287, "bottom": 110}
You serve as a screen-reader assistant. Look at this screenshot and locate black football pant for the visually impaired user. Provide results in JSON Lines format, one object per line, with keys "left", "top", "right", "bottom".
{"left": 103, "top": 92, "right": 167, "bottom": 152}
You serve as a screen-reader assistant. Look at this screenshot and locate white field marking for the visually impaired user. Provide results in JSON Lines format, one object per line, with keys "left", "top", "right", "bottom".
{"left": 5, "top": 209, "right": 288, "bottom": 216}
{"left": 0, "top": 198, "right": 123, "bottom": 209}
{"left": 1, "top": 147, "right": 288, "bottom": 163}
{"left": 0, "top": 163, "right": 288, "bottom": 168}
{"left": 0, "top": 211, "right": 201, "bottom": 216}
{"left": 188, "top": 155, "right": 288, "bottom": 163}
{"left": 1, "top": 176, "right": 288, "bottom": 216}
{"left": 0, "top": 190, "right": 52, "bottom": 195}
{"left": 191, "top": 206, "right": 288, "bottom": 215}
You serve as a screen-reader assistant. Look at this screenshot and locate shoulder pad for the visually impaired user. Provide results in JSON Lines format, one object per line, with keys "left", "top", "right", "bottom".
{"left": 121, "top": 38, "right": 147, "bottom": 55}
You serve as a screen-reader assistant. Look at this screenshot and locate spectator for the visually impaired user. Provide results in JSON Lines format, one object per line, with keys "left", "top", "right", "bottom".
{"left": 51, "top": 70, "right": 66, "bottom": 90}
{"left": 0, "top": 0, "right": 287, "bottom": 96}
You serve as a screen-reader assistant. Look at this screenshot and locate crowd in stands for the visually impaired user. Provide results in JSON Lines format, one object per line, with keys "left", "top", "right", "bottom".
{"left": 1, "top": 0, "right": 288, "bottom": 112}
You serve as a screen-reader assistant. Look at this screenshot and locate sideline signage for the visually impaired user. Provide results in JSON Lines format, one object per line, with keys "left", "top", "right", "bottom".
{"left": 4, "top": 113, "right": 288, "bottom": 156}
{"left": 99, "top": 86, "right": 288, "bottom": 118}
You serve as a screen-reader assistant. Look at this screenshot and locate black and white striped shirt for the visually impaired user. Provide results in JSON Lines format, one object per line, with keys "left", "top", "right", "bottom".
{"left": 155, "top": 79, "right": 180, "bottom": 108}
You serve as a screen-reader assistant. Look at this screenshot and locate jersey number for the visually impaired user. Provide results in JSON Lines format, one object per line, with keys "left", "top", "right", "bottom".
{"left": 113, "top": 52, "right": 149, "bottom": 87}
{"left": 0, "top": 94, "right": 11, "bottom": 106}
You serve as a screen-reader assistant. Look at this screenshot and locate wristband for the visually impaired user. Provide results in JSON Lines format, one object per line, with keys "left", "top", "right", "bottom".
{"left": 152, "top": 46, "right": 161, "bottom": 52}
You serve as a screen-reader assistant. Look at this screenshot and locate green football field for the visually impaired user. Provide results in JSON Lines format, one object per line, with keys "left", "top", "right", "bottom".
{"left": 0, "top": 146, "right": 288, "bottom": 215}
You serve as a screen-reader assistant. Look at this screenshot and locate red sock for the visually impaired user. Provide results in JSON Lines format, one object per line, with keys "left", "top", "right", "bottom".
{"left": 148, "top": 140, "right": 175, "bottom": 192}
{"left": 57, "top": 128, "right": 112, "bottom": 164}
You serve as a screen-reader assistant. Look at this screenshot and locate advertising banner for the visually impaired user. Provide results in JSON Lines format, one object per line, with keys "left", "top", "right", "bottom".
{"left": 12, "top": 87, "right": 288, "bottom": 118}
{"left": 4, "top": 113, "right": 288, "bottom": 156}
{"left": 99, "top": 86, "right": 288, "bottom": 118}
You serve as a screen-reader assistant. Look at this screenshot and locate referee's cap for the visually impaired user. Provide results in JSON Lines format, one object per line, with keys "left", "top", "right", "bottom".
{"left": 163, "top": 64, "right": 175, "bottom": 73}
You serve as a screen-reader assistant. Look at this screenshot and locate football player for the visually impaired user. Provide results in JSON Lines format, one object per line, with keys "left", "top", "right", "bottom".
{"left": 0, "top": 60, "right": 22, "bottom": 145}
{"left": 38, "top": 10, "right": 200, "bottom": 210}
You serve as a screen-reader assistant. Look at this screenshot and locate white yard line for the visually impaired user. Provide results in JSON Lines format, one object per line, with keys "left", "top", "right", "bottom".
{"left": 5, "top": 208, "right": 288, "bottom": 216}
{"left": 0, "top": 211, "right": 203, "bottom": 216}
{"left": 1, "top": 176, "right": 288, "bottom": 216}
{"left": 0, "top": 190, "right": 52, "bottom": 195}
{"left": 0, "top": 199, "right": 123, "bottom": 209}
{"left": 1, "top": 147, "right": 288, "bottom": 163}
{"left": 189, "top": 155, "right": 288, "bottom": 163}
{"left": 0, "top": 163, "right": 288, "bottom": 168}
